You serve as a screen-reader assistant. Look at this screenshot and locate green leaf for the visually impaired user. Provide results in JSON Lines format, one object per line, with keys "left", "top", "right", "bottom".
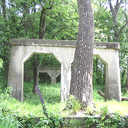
{"left": 0, "top": 59, "right": 3, "bottom": 68}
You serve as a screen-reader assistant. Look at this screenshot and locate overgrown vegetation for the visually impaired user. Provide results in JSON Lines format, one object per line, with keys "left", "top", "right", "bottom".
{"left": 0, "top": 82, "right": 128, "bottom": 127}
{"left": 0, "top": 0, "right": 128, "bottom": 127}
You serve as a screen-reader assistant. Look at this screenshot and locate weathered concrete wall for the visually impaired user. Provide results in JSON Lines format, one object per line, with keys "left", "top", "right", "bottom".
{"left": 94, "top": 49, "right": 121, "bottom": 101}
{"left": 8, "top": 39, "right": 121, "bottom": 102}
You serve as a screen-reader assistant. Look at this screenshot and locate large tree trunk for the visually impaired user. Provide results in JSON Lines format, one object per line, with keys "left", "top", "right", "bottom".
{"left": 70, "top": 0, "right": 94, "bottom": 107}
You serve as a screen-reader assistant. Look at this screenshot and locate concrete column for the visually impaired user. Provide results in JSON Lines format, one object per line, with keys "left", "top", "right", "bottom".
{"left": 105, "top": 50, "right": 121, "bottom": 101}
{"left": 51, "top": 77, "right": 56, "bottom": 84}
{"left": 47, "top": 72, "right": 56, "bottom": 84}
{"left": 61, "top": 63, "right": 71, "bottom": 102}
{"left": 8, "top": 46, "right": 24, "bottom": 101}
{"left": 47, "top": 71, "right": 60, "bottom": 84}
{"left": 51, "top": 72, "right": 60, "bottom": 84}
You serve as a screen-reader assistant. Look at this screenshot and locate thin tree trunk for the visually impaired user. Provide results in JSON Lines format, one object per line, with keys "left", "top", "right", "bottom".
{"left": 1, "top": 0, "right": 9, "bottom": 88}
{"left": 33, "top": 7, "right": 46, "bottom": 93}
{"left": 126, "top": 72, "right": 128, "bottom": 91}
{"left": 70, "top": 0, "right": 94, "bottom": 107}
{"left": 126, "top": 57, "right": 128, "bottom": 90}
{"left": 39, "top": 8, "right": 46, "bottom": 39}
{"left": 22, "top": 3, "right": 30, "bottom": 36}
{"left": 32, "top": 55, "right": 39, "bottom": 93}
{"left": 108, "top": 0, "right": 127, "bottom": 41}
{"left": 1, "top": 0, "right": 6, "bottom": 19}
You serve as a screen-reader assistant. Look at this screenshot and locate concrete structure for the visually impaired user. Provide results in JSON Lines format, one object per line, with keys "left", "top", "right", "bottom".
{"left": 38, "top": 66, "right": 61, "bottom": 84}
{"left": 8, "top": 39, "right": 121, "bottom": 102}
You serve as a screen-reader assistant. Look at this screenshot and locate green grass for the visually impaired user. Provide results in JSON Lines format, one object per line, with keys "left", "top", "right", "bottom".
{"left": 0, "top": 83, "right": 65, "bottom": 117}
{"left": 0, "top": 82, "right": 128, "bottom": 117}
{"left": 93, "top": 84, "right": 128, "bottom": 116}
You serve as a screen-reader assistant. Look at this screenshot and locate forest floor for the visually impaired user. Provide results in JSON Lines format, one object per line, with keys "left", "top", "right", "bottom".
{"left": 0, "top": 82, "right": 128, "bottom": 117}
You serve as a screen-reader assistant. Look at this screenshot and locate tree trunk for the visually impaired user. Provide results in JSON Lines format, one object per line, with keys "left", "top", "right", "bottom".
{"left": 70, "top": 0, "right": 94, "bottom": 107}
{"left": 39, "top": 8, "right": 46, "bottom": 39}
{"left": 126, "top": 72, "right": 128, "bottom": 91}
{"left": 33, "top": 7, "right": 46, "bottom": 93}
{"left": 108, "top": 0, "right": 128, "bottom": 41}
{"left": 22, "top": 3, "right": 30, "bottom": 36}
{"left": 126, "top": 57, "right": 128, "bottom": 91}
{"left": 32, "top": 55, "right": 39, "bottom": 93}
{"left": 1, "top": 0, "right": 6, "bottom": 19}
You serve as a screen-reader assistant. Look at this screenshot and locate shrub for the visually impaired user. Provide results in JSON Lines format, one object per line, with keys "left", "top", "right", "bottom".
{"left": 66, "top": 95, "right": 81, "bottom": 113}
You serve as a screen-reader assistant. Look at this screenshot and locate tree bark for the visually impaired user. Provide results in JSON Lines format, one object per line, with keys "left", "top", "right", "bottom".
{"left": 108, "top": 0, "right": 128, "bottom": 41}
{"left": 39, "top": 8, "right": 46, "bottom": 39}
{"left": 32, "top": 55, "right": 39, "bottom": 93}
{"left": 126, "top": 57, "right": 128, "bottom": 91}
{"left": 33, "top": 7, "right": 46, "bottom": 93}
{"left": 70, "top": 0, "right": 94, "bottom": 107}
{"left": 33, "top": 1, "right": 53, "bottom": 93}
{"left": 1, "top": 0, "right": 6, "bottom": 19}
{"left": 22, "top": 3, "right": 30, "bottom": 36}
{"left": 126, "top": 72, "right": 128, "bottom": 91}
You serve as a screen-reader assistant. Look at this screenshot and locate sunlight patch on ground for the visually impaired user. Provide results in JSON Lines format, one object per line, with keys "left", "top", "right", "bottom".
{"left": 95, "top": 100, "right": 128, "bottom": 116}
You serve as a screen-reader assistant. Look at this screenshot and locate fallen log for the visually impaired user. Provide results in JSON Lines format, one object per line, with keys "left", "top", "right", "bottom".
{"left": 97, "top": 90, "right": 128, "bottom": 101}
{"left": 121, "top": 97, "right": 128, "bottom": 101}
{"left": 97, "top": 90, "right": 105, "bottom": 99}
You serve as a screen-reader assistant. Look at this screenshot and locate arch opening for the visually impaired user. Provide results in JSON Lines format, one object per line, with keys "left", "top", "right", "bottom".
{"left": 39, "top": 72, "right": 51, "bottom": 84}
{"left": 93, "top": 55, "right": 107, "bottom": 100}
{"left": 24, "top": 53, "right": 61, "bottom": 104}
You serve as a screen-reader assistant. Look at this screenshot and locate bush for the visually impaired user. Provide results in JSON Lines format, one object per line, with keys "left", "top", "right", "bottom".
{"left": 0, "top": 109, "right": 21, "bottom": 128}
{"left": 66, "top": 95, "right": 81, "bottom": 113}
{"left": 85, "top": 113, "right": 128, "bottom": 128}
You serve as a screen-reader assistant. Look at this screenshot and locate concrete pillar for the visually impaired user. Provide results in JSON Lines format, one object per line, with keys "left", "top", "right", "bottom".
{"left": 50, "top": 72, "right": 60, "bottom": 84}
{"left": 8, "top": 46, "right": 24, "bottom": 101}
{"left": 105, "top": 50, "right": 121, "bottom": 101}
{"left": 51, "top": 77, "right": 56, "bottom": 84}
{"left": 47, "top": 72, "right": 56, "bottom": 84}
{"left": 61, "top": 63, "right": 71, "bottom": 102}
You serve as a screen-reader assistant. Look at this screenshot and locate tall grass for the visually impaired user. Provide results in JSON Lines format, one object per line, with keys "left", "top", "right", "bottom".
{"left": 0, "top": 82, "right": 128, "bottom": 117}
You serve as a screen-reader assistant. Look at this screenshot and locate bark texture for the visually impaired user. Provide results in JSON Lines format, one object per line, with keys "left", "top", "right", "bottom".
{"left": 33, "top": 4, "right": 51, "bottom": 93}
{"left": 1, "top": 0, "right": 6, "bottom": 18}
{"left": 108, "top": 0, "right": 128, "bottom": 41}
{"left": 39, "top": 8, "right": 46, "bottom": 39}
{"left": 32, "top": 55, "right": 39, "bottom": 93}
{"left": 22, "top": 3, "right": 30, "bottom": 35}
{"left": 126, "top": 70, "right": 128, "bottom": 91}
{"left": 70, "top": 0, "right": 94, "bottom": 107}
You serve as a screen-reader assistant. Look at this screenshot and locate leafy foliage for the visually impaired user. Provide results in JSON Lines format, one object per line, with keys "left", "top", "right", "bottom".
{"left": 0, "top": 83, "right": 128, "bottom": 127}
{"left": 65, "top": 95, "right": 81, "bottom": 113}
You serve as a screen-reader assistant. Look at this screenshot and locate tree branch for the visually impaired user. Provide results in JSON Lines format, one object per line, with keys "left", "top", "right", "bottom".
{"left": 40, "top": 0, "right": 54, "bottom": 10}
{"left": 119, "top": 0, "right": 124, "bottom": 5}
{"left": 98, "top": 90, "right": 105, "bottom": 99}
{"left": 123, "top": 10, "right": 128, "bottom": 22}
{"left": 115, "top": 0, "right": 123, "bottom": 15}
{"left": 118, "top": 20, "right": 128, "bottom": 34}
{"left": 108, "top": 0, "right": 114, "bottom": 14}
{"left": 45, "top": 0, "right": 54, "bottom": 10}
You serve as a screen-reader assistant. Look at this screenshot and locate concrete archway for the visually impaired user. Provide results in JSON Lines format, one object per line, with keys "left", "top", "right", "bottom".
{"left": 8, "top": 39, "right": 121, "bottom": 101}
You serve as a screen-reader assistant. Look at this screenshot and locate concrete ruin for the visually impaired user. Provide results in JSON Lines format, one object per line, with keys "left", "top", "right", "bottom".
{"left": 38, "top": 66, "right": 61, "bottom": 84}
{"left": 8, "top": 39, "right": 121, "bottom": 102}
